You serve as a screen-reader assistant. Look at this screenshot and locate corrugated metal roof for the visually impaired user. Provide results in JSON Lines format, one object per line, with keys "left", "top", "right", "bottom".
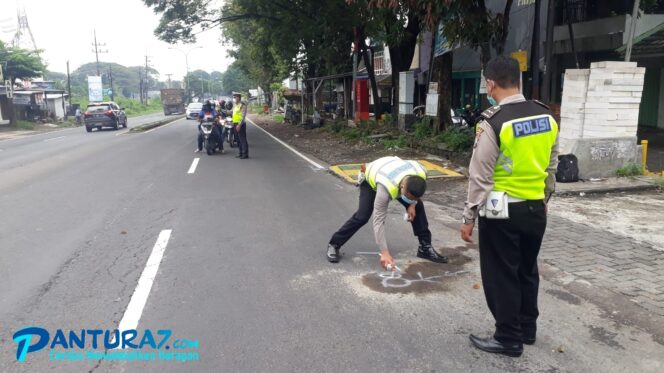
{"left": 617, "top": 22, "right": 664, "bottom": 58}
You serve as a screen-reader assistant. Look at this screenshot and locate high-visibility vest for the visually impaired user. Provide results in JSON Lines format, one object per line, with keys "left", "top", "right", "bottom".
{"left": 365, "top": 156, "right": 427, "bottom": 199}
{"left": 483, "top": 101, "right": 558, "bottom": 200}
{"left": 232, "top": 104, "right": 243, "bottom": 124}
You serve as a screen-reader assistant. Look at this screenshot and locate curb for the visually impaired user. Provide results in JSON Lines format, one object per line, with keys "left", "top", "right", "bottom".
{"left": 129, "top": 115, "right": 185, "bottom": 133}
{"left": 555, "top": 183, "right": 660, "bottom": 196}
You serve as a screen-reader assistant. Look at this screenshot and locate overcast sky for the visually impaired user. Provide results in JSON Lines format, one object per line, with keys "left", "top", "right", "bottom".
{"left": 1, "top": 0, "right": 233, "bottom": 81}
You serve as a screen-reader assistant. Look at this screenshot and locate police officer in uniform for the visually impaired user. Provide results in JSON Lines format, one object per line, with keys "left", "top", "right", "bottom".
{"left": 232, "top": 92, "right": 249, "bottom": 159}
{"left": 327, "top": 156, "right": 449, "bottom": 268}
{"left": 460, "top": 56, "right": 559, "bottom": 357}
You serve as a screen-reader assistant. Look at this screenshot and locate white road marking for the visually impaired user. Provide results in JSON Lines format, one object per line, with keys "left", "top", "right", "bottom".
{"left": 246, "top": 118, "right": 325, "bottom": 170}
{"left": 188, "top": 158, "right": 200, "bottom": 174}
{"left": 43, "top": 136, "right": 66, "bottom": 142}
{"left": 115, "top": 229, "right": 172, "bottom": 345}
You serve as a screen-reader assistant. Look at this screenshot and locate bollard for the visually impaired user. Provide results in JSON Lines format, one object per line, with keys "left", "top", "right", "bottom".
{"left": 641, "top": 139, "right": 648, "bottom": 175}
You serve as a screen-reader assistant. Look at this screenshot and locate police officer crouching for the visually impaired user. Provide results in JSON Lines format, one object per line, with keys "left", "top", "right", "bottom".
{"left": 327, "top": 156, "right": 448, "bottom": 269}
{"left": 460, "top": 56, "right": 559, "bottom": 357}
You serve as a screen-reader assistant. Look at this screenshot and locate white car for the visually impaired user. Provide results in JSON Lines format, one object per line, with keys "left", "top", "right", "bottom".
{"left": 186, "top": 102, "right": 203, "bottom": 120}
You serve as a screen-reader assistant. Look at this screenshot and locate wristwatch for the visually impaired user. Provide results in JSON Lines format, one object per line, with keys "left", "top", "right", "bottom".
{"left": 462, "top": 216, "right": 474, "bottom": 225}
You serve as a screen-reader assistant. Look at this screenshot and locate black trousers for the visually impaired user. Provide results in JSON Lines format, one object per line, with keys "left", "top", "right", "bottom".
{"left": 478, "top": 200, "right": 547, "bottom": 343}
{"left": 197, "top": 124, "right": 204, "bottom": 151}
{"left": 329, "top": 182, "right": 432, "bottom": 248}
{"left": 237, "top": 123, "right": 248, "bottom": 156}
{"left": 212, "top": 124, "right": 224, "bottom": 150}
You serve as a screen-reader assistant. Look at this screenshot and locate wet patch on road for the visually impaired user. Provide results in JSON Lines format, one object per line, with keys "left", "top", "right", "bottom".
{"left": 545, "top": 289, "right": 582, "bottom": 305}
{"left": 362, "top": 248, "right": 471, "bottom": 294}
{"left": 588, "top": 325, "right": 625, "bottom": 350}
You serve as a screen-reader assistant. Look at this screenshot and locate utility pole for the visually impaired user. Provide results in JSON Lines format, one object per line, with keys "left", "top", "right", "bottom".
{"left": 542, "top": 0, "right": 556, "bottom": 103}
{"left": 66, "top": 60, "right": 72, "bottom": 106}
{"left": 144, "top": 54, "right": 151, "bottom": 104}
{"left": 108, "top": 64, "right": 114, "bottom": 101}
{"left": 166, "top": 74, "right": 173, "bottom": 89}
{"left": 625, "top": 0, "right": 641, "bottom": 61}
{"left": 530, "top": 0, "right": 541, "bottom": 100}
{"left": 91, "top": 29, "right": 107, "bottom": 76}
{"left": 139, "top": 70, "right": 144, "bottom": 105}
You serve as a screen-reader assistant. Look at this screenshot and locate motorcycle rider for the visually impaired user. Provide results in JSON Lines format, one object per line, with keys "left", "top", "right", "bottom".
{"left": 196, "top": 100, "right": 223, "bottom": 153}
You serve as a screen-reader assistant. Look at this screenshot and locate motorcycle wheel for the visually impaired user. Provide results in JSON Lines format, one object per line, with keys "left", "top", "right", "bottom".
{"left": 204, "top": 139, "right": 214, "bottom": 155}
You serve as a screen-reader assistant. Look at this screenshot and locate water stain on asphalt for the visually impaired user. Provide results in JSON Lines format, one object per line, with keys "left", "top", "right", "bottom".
{"left": 362, "top": 248, "right": 471, "bottom": 294}
{"left": 588, "top": 325, "right": 625, "bottom": 350}
{"left": 545, "top": 289, "right": 582, "bottom": 305}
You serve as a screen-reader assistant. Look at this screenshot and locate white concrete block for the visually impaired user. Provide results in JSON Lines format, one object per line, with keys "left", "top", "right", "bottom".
{"left": 590, "top": 61, "right": 637, "bottom": 69}
{"left": 610, "top": 79, "right": 644, "bottom": 86}
{"left": 608, "top": 97, "right": 642, "bottom": 104}
{"left": 585, "top": 102, "right": 613, "bottom": 109}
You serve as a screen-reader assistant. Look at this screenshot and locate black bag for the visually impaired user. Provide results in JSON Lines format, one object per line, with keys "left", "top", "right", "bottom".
{"left": 556, "top": 154, "right": 579, "bottom": 183}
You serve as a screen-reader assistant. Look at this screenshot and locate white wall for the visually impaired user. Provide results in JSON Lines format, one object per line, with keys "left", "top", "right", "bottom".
{"left": 559, "top": 61, "right": 646, "bottom": 153}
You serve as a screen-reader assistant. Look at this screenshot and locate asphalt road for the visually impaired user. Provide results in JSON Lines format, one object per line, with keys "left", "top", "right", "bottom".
{"left": 1, "top": 116, "right": 663, "bottom": 372}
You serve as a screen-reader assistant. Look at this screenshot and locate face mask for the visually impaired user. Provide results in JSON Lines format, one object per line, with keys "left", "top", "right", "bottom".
{"left": 400, "top": 194, "right": 417, "bottom": 205}
{"left": 487, "top": 96, "right": 497, "bottom": 106}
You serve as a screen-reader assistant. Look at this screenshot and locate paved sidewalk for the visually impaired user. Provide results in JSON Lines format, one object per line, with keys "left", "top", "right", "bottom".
{"left": 542, "top": 215, "right": 664, "bottom": 316}
{"left": 426, "top": 180, "right": 664, "bottom": 318}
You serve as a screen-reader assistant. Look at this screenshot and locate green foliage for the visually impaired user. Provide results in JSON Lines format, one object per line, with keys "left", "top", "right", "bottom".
{"left": 654, "top": 177, "right": 664, "bottom": 188}
{"left": 381, "top": 135, "right": 408, "bottom": 150}
{"left": 16, "top": 120, "right": 35, "bottom": 130}
{"left": 326, "top": 120, "right": 347, "bottom": 134}
{"left": 616, "top": 163, "right": 643, "bottom": 177}
{"left": 220, "top": 63, "right": 252, "bottom": 95}
{"left": 273, "top": 114, "right": 284, "bottom": 123}
{"left": 0, "top": 41, "right": 46, "bottom": 83}
{"left": 413, "top": 120, "right": 433, "bottom": 140}
{"left": 437, "top": 126, "right": 475, "bottom": 151}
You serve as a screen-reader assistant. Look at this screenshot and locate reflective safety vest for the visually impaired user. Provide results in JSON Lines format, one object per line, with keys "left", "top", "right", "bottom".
{"left": 232, "top": 104, "right": 243, "bottom": 124}
{"left": 365, "top": 156, "right": 427, "bottom": 200}
{"left": 483, "top": 101, "right": 558, "bottom": 200}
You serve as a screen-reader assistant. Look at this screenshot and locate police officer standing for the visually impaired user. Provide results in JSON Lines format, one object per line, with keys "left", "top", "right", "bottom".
{"left": 232, "top": 92, "right": 249, "bottom": 159}
{"left": 327, "top": 156, "right": 448, "bottom": 268}
{"left": 460, "top": 56, "right": 559, "bottom": 357}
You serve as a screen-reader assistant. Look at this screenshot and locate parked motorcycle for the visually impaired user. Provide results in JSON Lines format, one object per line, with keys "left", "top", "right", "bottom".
{"left": 223, "top": 118, "right": 238, "bottom": 148}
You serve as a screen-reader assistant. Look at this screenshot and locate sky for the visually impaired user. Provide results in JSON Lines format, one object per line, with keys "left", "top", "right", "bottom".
{"left": 0, "top": 0, "right": 234, "bottom": 81}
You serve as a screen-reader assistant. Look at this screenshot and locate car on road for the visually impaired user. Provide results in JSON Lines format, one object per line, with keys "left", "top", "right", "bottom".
{"left": 186, "top": 102, "right": 203, "bottom": 120}
{"left": 84, "top": 102, "right": 128, "bottom": 132}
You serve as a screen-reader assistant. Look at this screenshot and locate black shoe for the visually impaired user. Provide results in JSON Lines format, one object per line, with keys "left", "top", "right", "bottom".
{"left": 417, "top": 244, "right": 448, "bottom": 263}
{"left": 235, "top": 154, "right": 242, "bottom": 158}
{"left": 522, "top": 336, "right": 536, "bottom": 345}
{"left": 326, "top": 244, "right": 340, "bottom": 263}
{"left": 469, "top": 334, "right": 523, "bottom": 357}
{"left": 240, "top": 155, "right": 249, "bottom": 159}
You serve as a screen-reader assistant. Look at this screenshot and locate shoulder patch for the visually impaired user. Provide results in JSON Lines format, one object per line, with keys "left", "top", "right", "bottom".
{"left": 481, "top": 105, "right": 501, "bottom": 119}
{"left": 533, "top": 100, "right": 550, "bottom": 110}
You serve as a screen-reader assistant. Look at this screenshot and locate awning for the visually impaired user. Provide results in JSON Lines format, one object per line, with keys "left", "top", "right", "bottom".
{"left": 617, "top": 22, "right": 664, "bottom": 58}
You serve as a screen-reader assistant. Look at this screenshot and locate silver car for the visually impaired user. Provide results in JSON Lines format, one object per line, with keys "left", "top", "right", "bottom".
{"left": 186, "top": 102, "right": 203, "bottom": 120}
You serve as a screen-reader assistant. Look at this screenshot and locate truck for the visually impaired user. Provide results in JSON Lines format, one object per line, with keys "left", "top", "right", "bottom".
{"left": 160, "top": 89, "right": 185, "bottom": 115}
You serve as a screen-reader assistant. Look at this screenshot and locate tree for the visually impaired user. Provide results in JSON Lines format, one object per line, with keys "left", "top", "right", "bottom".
{"left": 221, "top": 63, "right": 251, "bottom": 95}
{"left": 0, "top": 40, "right": 46, "bottom": 84}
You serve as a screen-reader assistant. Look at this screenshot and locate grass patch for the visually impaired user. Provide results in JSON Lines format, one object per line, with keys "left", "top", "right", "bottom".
{"left": 616, "top": 163, "right": 642, "bottom": 177}
{"left": 273, "top": 114, "right": 284, "bottom": 123}
{"left": 381, "top": 135, "right": 408, "bottom": 150}
{"left": 16, "top": 120, "right": 35, "bottom": 130}
{"left": 437, "top": 127, "right": 475, "bottom": 151}
{"left": 653, "top": 177, "right": 664, "bottom": 188}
